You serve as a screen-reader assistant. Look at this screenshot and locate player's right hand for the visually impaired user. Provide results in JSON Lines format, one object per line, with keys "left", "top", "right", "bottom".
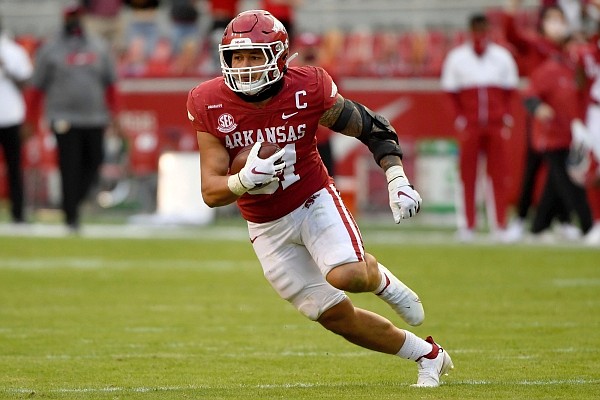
{"left": 238, "top": 142, "right": 286, "bottom": 190}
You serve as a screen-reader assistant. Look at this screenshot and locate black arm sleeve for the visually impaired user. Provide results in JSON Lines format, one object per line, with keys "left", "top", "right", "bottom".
{"left": 329, "top": 99, "right": 403, "bottom": 164}
{"left": 353, "top": 101, "right": 403, "bottom": 164}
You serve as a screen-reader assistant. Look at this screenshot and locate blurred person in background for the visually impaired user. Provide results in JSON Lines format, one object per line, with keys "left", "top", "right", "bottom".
{"left": 82, "top": 0, "right": 124, "bottom": 53}
{"left": 296, "top": 32, "right": 336, "bottom": 177}
{"left": 207, "top": 0, "right": 240, "bottom": 73}
{"left": 503, "top": 1, "right": 579, "bottom": 240}
{"left": 540, "top": 0, "right": 587, "bottom": 35}
{"left": 503, "top": 1, "right": 565, "bottom": 75}
{"left": 0, "top": 15, "right": 33, "bottom": 224}
{"left": 25, "top": 3, "right": 120, "bottom": 233}
{"left": 169, "top": 0, "right": 203, "bottom": 76}
{"left": 260, "top": 0, "right": 303, "bottom": 44}
{"left": 441, "top": 13, "right": 519, "bottom": 242}
{"left": 124, "top": 0, "right": 161, "bottom": 58}
{"left": 569, "top": 2, "right": 600, "bottom": 243}
{"left": 521, "top": 16, "right": 594, "bottom": 240}
{"left": 169, "top": 0, "right": 201, "bottom": 54}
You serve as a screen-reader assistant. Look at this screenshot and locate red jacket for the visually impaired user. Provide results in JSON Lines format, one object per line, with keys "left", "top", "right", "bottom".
{"left": 524, "top": 54, "right": 582, "bottom": 152}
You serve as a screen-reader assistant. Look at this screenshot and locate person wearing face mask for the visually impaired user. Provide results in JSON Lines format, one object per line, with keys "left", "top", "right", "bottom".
{"left": 441, "top": 14, "right": 519, "bottom": 242}
{"left": 521, "top": 8, "right": 594, "bottom": 240}
{"left": 502, "top": 1, "right": 580, "bottom": 241}
{"left": 541, "top": 0, "right": 585, "bottom": 35}
{"left": 24, "top": 2, "right": 120, "bottom": 233}
{"left": 503, "top": 1, "right": 568, "bottom": 75}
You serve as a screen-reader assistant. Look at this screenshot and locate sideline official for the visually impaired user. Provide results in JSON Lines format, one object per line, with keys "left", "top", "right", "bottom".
{"left": 27, "top": 3, "right": 119, "bottom": 232}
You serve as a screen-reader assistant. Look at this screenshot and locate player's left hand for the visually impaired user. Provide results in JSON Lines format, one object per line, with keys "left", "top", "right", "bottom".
{"left": 386, "top": 166, "right": 422, "bottom": 223}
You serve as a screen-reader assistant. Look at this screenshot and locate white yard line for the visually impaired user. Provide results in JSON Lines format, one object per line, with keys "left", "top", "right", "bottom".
{"left": 552, "top": 278, "right": 600, "bottom": 287}
{"left": 0, "top": 257, "right": 255, "bottom": 270}
{"left": 6, "top": 378, "right": 600, "bottom": 395}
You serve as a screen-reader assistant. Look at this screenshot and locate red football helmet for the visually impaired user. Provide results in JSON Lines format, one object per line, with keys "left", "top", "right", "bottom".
{"left": 220, "top": 10, "right": 289, "bottom": 95}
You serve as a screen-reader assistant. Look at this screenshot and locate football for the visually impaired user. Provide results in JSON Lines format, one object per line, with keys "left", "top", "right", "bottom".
{"left": 229, "top": 142, "right": 282, "bottom": 175}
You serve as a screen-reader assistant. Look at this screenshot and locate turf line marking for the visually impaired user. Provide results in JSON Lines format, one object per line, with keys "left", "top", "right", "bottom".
{"left": 450, "top": 379, "right": 600, "bottom": 386}
{"left": 552, "top": 278, "right": 600, "bottom": 287}
{"left": 8, "top": 386, "right": 206, "bottom": 394}
{"left": 2, "top": 347, "right": 594, "bottom": 363}
{"left": 0, "top": 257, "right": 255, "bottom": 270}
{"left": 519, "top": 379, "right": 598, "bottom": 385}
{"left": 7, "top": 379, "right": 600, "bottom": 395}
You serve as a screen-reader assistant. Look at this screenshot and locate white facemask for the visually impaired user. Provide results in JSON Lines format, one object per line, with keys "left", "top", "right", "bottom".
{"left": 543, "top": 19, "right": 569, "bottom": 42}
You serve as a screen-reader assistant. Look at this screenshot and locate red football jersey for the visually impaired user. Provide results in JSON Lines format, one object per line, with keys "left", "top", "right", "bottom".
{"left": 187, "top": 66, "right": 338, "bottom": 222}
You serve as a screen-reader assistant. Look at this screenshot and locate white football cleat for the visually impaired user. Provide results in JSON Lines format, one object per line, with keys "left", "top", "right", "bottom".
{"left": 503, "top": 219, "right": 525, "bottom": 243}
{"left": 376, "top": 265, "right": 424, "bottom": 326}
{"left": 412, "top": 336, "right": 454, "bottom": 388}
{"left": 456, "top": 228, "right": 475, "bottom": 243}
{"left": 584, "top": 223, "right": 600, "bottom": 246}
{"left": 554, "top": 223, "right": 582, "bottom": 241}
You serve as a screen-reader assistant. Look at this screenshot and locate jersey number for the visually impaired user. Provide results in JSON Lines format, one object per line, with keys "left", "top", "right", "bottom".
{"left": 247, "top": 143, "right": 299, "bottom": 195}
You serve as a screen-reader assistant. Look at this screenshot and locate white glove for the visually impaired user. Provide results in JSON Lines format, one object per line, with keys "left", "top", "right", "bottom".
{"left": 386, "top": 165, "right": 422, "bottom": 223}
{"left": 228, "top": 142, "right": 286, "bottom": 196}
{"left": 571, "top": 119, "right": 592, "bottom": 151}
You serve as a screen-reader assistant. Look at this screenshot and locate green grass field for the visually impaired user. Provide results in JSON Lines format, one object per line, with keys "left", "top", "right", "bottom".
{"left": 0, "top": 228, "right": 599, "bottom": 399}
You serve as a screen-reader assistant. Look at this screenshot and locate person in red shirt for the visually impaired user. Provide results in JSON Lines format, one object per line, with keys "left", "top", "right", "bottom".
{"left": 260, "top": 0, "right": 302, "bottom": 43}
{"left": 503, "top": 1, "right": 564, "bottom": 76}
{"left": 522, "top": 43, "right": 594, "bottom": 236}
{"left": 502, "top": 1, "right": 579, "bottom": 240}
{"left": 187, "top": 10, "right": 452, "bottom": 387}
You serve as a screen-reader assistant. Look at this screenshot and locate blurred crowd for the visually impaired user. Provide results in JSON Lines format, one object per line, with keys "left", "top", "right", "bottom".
{"left": 0, "top": 0, "right": 599, "bottom": 243}
{"left": 8, "top": 0, "right": 303, "bottom": 78}
{"left": 0, "top": 1, "right": 573, "bottom": 79}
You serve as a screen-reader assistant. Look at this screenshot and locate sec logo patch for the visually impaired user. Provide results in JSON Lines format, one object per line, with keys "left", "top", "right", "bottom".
{"left": 217, "top": 113, "right": 237, "bottom": 133}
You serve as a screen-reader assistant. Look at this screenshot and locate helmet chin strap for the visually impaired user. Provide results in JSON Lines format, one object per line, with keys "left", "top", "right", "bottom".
{"left": 234, "top": 78, "right": 285, "bottom": 103}
{"left": 286, "top": 52, "right": 299, "bottom": 67}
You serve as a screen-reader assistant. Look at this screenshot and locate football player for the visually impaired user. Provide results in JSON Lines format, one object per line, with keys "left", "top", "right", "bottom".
{"left": 187, "top": 10, "right": 452, "bottom": 387}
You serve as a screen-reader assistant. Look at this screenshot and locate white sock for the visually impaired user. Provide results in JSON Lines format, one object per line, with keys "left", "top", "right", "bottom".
{"left": 373, "top": 263, "right": 390, "bottom": 295}
{"left": 396, "top": 330, "right": 433, "bottom": 361}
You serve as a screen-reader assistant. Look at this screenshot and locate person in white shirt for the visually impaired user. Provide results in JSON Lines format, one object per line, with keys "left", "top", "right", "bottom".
{"left": 0, "top": 17, "right": 33, "bottom": 223}
{"left": 441, "top": 13, "right": 519, "bottom": 242}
